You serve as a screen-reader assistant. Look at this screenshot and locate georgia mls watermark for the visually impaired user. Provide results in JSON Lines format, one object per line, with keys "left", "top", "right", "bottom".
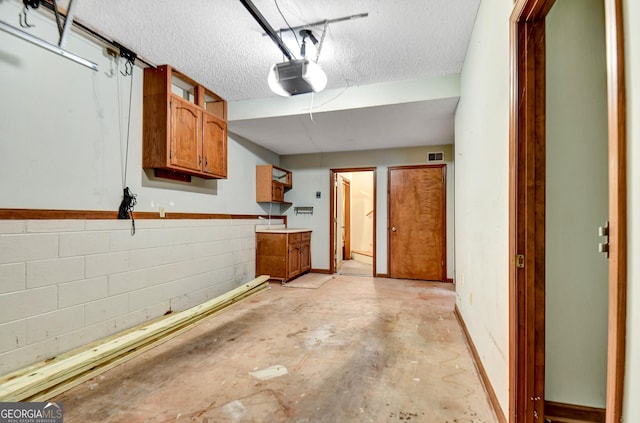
{"left": 0, "top": 402, "right": 63, "bottom": 423}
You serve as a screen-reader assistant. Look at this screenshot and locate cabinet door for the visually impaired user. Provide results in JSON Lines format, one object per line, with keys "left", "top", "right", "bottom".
{"left": 272, "top": 181, "right": 285, "bottom": 202}
{"left": 300, "top": 241, "right": 311, "bottom": 273}
{"left": 170, "top": 96, "right": 202, "bottom": 171}
{"left": 202, "top": 112, "right": 227, "bottom": 178}
{"left": 256, "top": 233, "right": 287, "bottom": 279}
{"left": 287, "top": 243, "right": 301, "bottom": 279}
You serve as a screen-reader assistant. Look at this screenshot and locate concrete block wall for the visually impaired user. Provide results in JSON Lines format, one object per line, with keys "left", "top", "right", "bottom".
{"left": 0, "top": 218, "right": 264, "bottom": 376}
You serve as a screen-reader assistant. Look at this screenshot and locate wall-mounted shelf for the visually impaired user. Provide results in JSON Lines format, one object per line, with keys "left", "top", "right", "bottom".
{"left": 294, "top": 206, "right": 313, "bottom": 215}
{"left": 256, "top": 165, "right": 292, "bottom": 204}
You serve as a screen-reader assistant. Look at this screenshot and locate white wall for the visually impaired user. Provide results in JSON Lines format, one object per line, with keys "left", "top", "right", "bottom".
{"left": 0, "top": 218, "right": 266, "bottom": 375}
{"left": 0, "top": 1, "right": 279, "bottom": 214}
{"left": 623, "top": 0, "right": 640, "bottom": 420}
{"left": 454, "top": 0, "right": 512, "bottom": 416}
{"left": 545, "top": 0, "right": 609, "bottom": 407}
{"left": 0, "top": 2, "right": 283, "bottom": 375}
{"left": 280, "top": 145, "right": 454, "bottom": 278}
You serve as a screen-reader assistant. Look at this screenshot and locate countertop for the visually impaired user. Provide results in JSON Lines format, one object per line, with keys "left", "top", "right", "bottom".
{"left": 255, "top": 228, "right": 312, "bottom": 234}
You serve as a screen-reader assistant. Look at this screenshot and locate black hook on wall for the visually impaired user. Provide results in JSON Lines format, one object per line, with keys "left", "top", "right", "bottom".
{"left": 19, "top": 0, "right": 40, "bottom": 28}
{"left": 114, "top": 42, "right": 137, "bottom": 76}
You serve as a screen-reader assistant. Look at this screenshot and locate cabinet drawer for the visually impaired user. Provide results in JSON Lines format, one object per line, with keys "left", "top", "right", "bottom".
{"left": 301, "top": 232, "right": 311, "bottom": 242}
{"left": 288, "top": 233, "right": 301, "bottom": 244}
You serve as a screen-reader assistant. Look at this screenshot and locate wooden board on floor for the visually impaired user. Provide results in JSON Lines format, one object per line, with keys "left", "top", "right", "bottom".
{"left": 0, "top": 276, "right": 270, "bottom": 402}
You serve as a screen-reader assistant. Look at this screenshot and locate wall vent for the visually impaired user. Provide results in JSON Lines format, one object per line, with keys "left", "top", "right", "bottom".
{"left": 427, "top": 151, "right": 444, "bottom": 162}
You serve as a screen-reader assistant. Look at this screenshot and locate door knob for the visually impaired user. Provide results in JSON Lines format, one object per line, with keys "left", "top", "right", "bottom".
{"left": 391, "top": 226, "right": 397, "bottom": 232}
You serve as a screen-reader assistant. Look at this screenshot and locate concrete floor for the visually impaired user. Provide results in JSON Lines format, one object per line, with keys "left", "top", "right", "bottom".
{"left": 338, "top": 260, "right": 373, "bottom": 276}
{"left": 54, "top": 276, "right": 497, "bottom": 423}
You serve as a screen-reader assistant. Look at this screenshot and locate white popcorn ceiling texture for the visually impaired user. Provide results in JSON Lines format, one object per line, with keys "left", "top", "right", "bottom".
{"left": 71, "top": 0, "right": 480, "bottom": 154}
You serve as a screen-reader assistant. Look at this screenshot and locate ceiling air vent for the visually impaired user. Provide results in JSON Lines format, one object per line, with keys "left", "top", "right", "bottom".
{"left": 427, "top": 151, "right": 444, "bottom": 162}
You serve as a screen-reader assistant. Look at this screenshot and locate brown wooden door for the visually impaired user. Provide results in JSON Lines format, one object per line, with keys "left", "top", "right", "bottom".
{"left": 170, "top": 96, "right": 201, "bottom": 171}
{"left": 388, "top": 165, "right": 445, "bottom": 281}
{"left": 202, "top": 112, "right": 227, "bottom": 177}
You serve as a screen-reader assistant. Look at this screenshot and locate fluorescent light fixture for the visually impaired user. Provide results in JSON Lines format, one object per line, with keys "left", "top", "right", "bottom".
{"left": 0, "top": 20, "right": 98, "bottom": 71}
{"left": 268, "top": 59, "right": 327, "bottom": 97}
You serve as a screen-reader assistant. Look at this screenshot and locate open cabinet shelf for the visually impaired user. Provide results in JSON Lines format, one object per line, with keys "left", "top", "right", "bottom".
{"left": 256, "top": 165, "right": 292, "bottom": 204}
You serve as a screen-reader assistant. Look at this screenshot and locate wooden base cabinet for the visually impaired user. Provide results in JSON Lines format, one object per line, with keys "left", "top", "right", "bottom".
{"left": 256, "top": 231, "right": 311, "bottom": 282}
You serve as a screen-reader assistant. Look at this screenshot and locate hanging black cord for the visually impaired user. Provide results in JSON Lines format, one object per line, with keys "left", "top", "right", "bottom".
{"left": 118, "top": 187, "right": 137, "bottom": 235}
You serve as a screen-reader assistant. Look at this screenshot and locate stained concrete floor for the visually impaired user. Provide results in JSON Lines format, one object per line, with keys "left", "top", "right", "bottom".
{"left": 54, "top": 276, "right": 497, "bottom": 423}
{"left": 338, "top": 260, "right": 373, "bottom": 276}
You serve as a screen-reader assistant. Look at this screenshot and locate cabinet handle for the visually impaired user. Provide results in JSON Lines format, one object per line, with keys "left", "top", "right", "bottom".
{"left": 205, "top": 157, "right": 208, "bottom": 166}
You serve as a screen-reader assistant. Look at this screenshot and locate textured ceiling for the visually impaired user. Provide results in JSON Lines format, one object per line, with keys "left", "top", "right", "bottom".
{"left": 70, "top": 0, "right": 480, "bottom": 154}
{"left": 230, "top": 97, "right": 459, "bottom": 155}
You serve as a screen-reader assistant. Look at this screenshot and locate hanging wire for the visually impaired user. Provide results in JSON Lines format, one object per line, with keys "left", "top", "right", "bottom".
{"left": 297, "top": 114, "right": 322, "bottom": 153}
{"left": 309, "top": 91, "right": 315, "bottom": 122}
{"left": 273, "top": 0, "right": 300, "bottom": 50}
{"left": 307, "top": 25, "right": 354, "bottom": 110}
{"left": 117, "top": 59, "right": 124, "bottom": 187}
{"left": 315, "top": 21, "right": 328, "bottom": 63}
{"left": 116, "top": 57, "right": 135, "bottom": 189}
{"left": 123, "top": 66, "right": 134, "bottom": 187}
{"left": 306, "top": 22, "right": 328, "bottom": 122}
{"left": 117, "top": 58, "right": 137, "bottom": 235}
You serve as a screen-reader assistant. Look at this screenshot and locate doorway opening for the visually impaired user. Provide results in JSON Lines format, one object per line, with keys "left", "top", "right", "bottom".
{"left": 509, "top": 0, "right": 627, "bottom": 422}
{"left": 330, "top": 168, "right": 376, "bottom": 277}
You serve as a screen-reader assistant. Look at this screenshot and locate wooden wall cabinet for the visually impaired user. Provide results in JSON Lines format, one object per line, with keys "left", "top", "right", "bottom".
{"left": 143, "top": 65, "right": 227, "bottom": 180}
{"left": 256, "top": 165, "right": 292, "bottom": 203}
{"left": 256, "top": 231, "right": 311, "bottom": 282}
